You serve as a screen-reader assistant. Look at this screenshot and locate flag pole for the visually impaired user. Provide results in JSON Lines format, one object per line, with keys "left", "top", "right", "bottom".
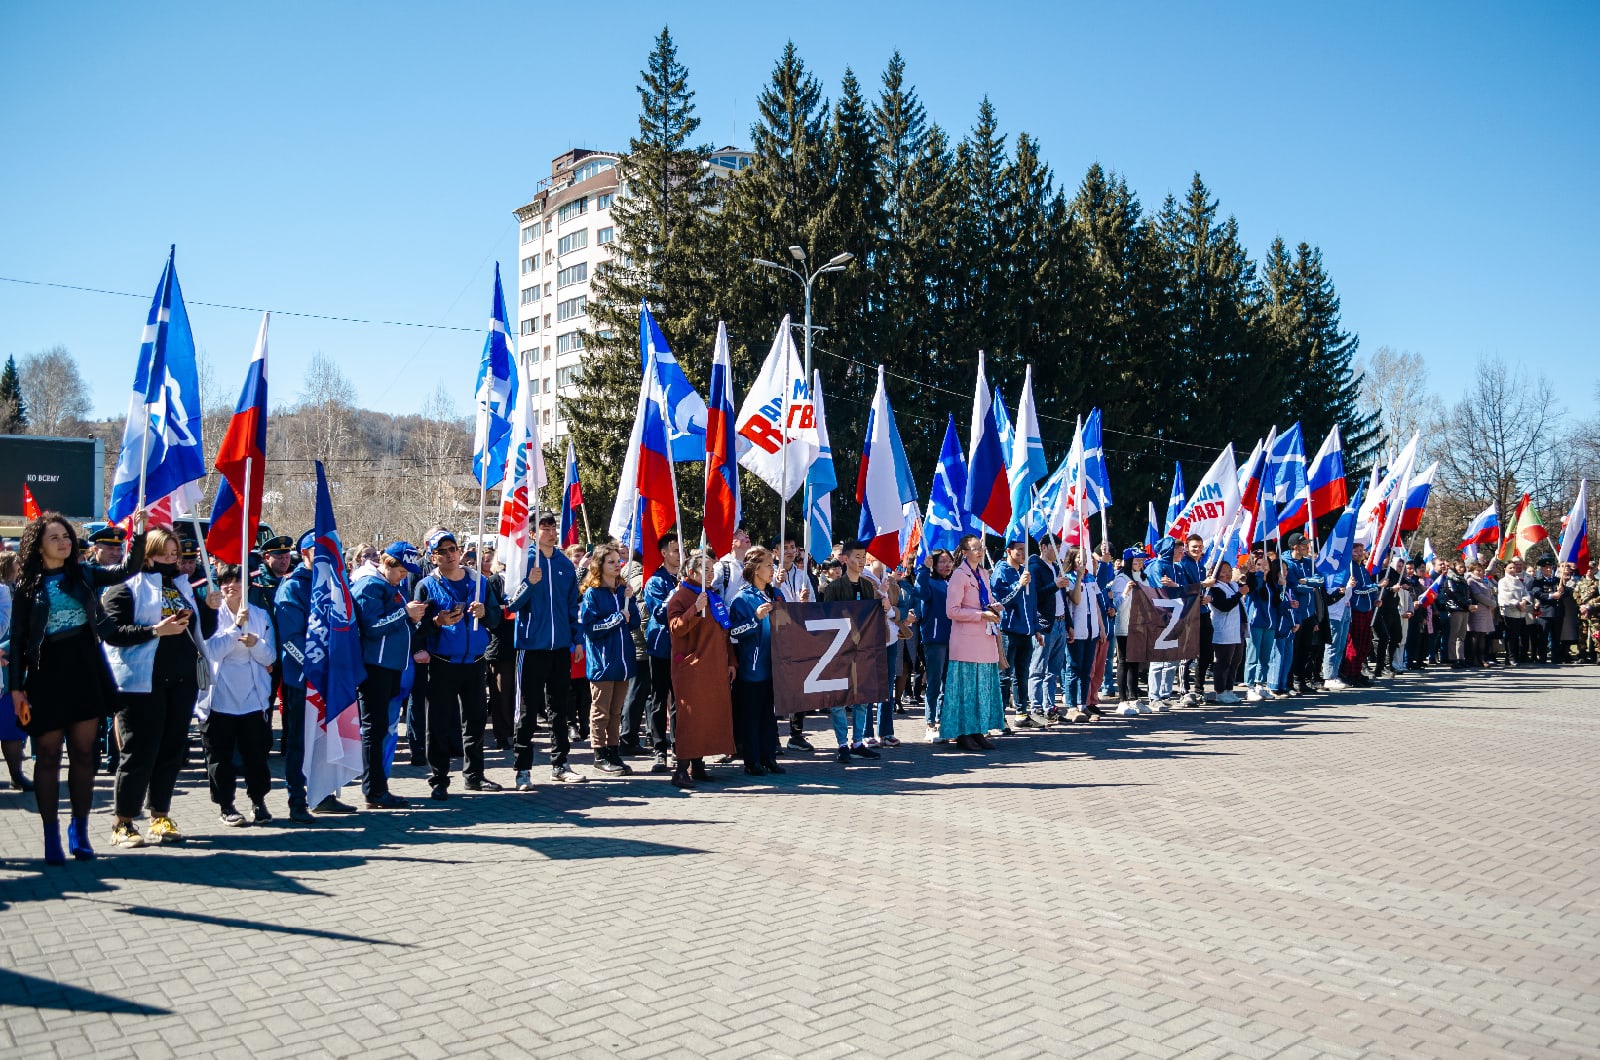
{"left": 240, "top": 456, "right": 252, "bottom": 618}
{"left": 471, "top": 482, "right": 488, "bottom": 631}
{"left": 185, "top": 510, "right": 217, "bottom": 598}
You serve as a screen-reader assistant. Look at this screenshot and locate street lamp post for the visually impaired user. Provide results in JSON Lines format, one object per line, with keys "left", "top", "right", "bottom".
{"left": 751, "top": 247, "right": 854, "bottom": 568}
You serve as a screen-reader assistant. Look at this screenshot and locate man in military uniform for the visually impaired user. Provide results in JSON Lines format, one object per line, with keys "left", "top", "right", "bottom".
{"left": 82, "top": 522, "right": 127, "bottom": 567}
{"left": 1574, "top": 564, "right": 1599, "bottom": 664}
{"left": 1528, "top": 555, "right": 1561, "bottom": 663}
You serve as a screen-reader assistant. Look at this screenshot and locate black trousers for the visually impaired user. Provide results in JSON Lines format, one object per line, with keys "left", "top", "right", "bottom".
{"left": 357, "top": 664, "right": 401, "bottom": 799}
{"left": 515, "top": 648, "right": 572, "bottom": 772}
{"left": 733, "top": 678, "right": 779, "bottom": 767}
{"left": 114, "top": 677, "right": 198, "bottom": 819}
{"left": 1117, "top": 635, "right": 1143, "bottom": 702}
{"left": 406, "top": 660, "right": 430, "bottom": 763}
{"left": 1293, "top": 620, "right": 1322, "bottom": 682}
{"left": 621, "top": 653, "right": 651, "bottom": 747}
{"left": 1373, "top": 613, "right": 1403, "bottom": 675}
{"left": 485, "top": 649, "right": 517, "bottom": 748}
{"left": 1211, "top": 642, "right": 1244, "bottom": 693}
{"left": 427, "top": 659, "right": 487, "bottom": 789}
{"left": 200, "top": 710, "right": 272, "bottom": 807}
{"left": 1405, "top": 615, "right": 1430, "bottom": 666}
{"left": 647, "top": 655, "right": 675, "bottom": 753}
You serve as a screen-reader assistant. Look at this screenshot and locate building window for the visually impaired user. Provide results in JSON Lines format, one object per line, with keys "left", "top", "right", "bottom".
{"left": 556, "top": 263, "right": 588, "bottom": 289}
{"left": 556, "top": 330, "right": 585, "bottom": 354}
{"left": 557, "top": 365, "right": 582, "bottom": 388}
{"left": 556, "top": 197, "right": 588, "bottom": 224}
{"left": 543, "top": 283, "right": 552, "bottom": 297}
{"left": 543, "top": 314, "right": 551, "bottom": 328}
{"left": 521, "top": 256, "right": 535, "bottom": 274}
{"left": 542, "top": 376, "right": 552, "bottom": 394}
{"left": 542, "top": 409, "right": 551, "bottom": 425}
{"left": 571, "top": 158, "right": 615, "bottom": 184}
{"left": 520, "top": 318, "right": 537, "bottom": 336}
{"left": 596, "top": 191, "right": 615, "bottom": 210}
{"left": 556, "top": 229, "right": 588, "bottom": 256}
{"left": 544, "top": 250, "right": 553, "bottom": 266}
{"left": 520, "top": 287, "right": 538, "bottom": 306}
{"left": 597, "top": 329, "right": 616, "bottom": 342}
{"left": 556, "top": 295, "right": 587, "bottom": 322}
{"left": 543, "top": 346, "right": 552, "bottom": 361}
{"left": 596, "top": 226, "right": 614, "bottom": 245}
{"left": 521, "top": 224, "right": 537, "bottom": 244}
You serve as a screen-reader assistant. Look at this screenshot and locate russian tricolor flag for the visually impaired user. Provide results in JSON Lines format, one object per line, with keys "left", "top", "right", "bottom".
{"left": 857, "top": 366, "right": 906, "bottom": 566}
{"left": 205, "top": 313, "right": 269, "bottom": 565}
{"left": 1557, "top": 479, "right": 1589, "bottom": 576}
{"left": 702, "top": 322, "right": 741, "bottom": 557}
{"left": 1280, "top": 423, "right": 1346, "bottom": 532}
{"left": 963, "top": 352, "right": 1011, "bottom": 536}
{"left": 1461, "top": 504, "right": 1499, "bottom": 550}
{"left": 559, "top": 438, "right": 583, "bottom": 548}
{"left": 608, "top": 337, "right": 679, "bottom": 574}
{"left": 1397, "top": 461, "right": 1438, "bottom": 533}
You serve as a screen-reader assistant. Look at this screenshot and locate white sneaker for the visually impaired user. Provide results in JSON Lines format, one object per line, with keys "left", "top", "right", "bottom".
{"left": 515, "top": 770, "right": 534, "bottom": 792}
{"left": 1118, "top": 703, "right": 1141, "bottom": 716}
{"left": 1259, "top": 687, "right": 1278, "bottom": 701}
{"left": 864, "top": 736, "right": 881, "bottom": 748}
{"left": 1244, "top": 688, "right": 1264, "bottom": 703}
{"left": 1223, "top": 691, "right": 1242, "bottom": 705}
{"left": 1324, "top": 678, "right": 1347, "bottom": 691}
{"left": 1135, "top": 699, "right": 1153, "bottom": 714}
{"left": 1184, "top": 692, "right": 1204, "bottom": 707}
{"left": 1149, "top": 698, "right": 1170, "bottom": 712}
{"left": 924, "top": 726, "right": 940, "bottom": 743}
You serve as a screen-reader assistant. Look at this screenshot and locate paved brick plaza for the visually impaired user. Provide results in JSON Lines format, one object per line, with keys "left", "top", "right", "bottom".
{"left": 3, "top": 665, "right": 1599, "bottom": 1059}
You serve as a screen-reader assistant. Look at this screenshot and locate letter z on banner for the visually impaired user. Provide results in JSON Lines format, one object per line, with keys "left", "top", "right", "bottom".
{"left": 771, "top": 601, "right": 889, "bottom": 714}
{"left": 1124, "top": 585, "right": 1203, "bottom": 663}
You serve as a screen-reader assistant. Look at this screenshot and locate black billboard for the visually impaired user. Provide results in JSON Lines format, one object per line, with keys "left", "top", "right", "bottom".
{"left": 0, "top": 435, "right": 105, "bottom": 520}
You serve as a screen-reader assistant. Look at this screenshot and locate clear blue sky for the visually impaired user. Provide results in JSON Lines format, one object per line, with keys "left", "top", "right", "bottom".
{"left": 2, "top": 1, "right": 1595, "bottom": 423}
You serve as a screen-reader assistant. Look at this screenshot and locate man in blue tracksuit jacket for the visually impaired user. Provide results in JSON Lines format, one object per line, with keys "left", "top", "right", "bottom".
{"left": 992, "top": 538, "right": 1036, "bottom": 725}
{"left": 503, "top": 514, "right": 582, "bottom": 787}
{"left": 352, "top": 541, "right": 425, "bottom": 808}
{"left": 274, "top": 533, "right": 321, "bottom": 820}
{"left": 1026, "top": 539, "right": 1067, "bottom": 722}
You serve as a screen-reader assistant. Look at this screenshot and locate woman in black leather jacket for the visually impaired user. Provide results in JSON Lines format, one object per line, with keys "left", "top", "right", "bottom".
{"left": 8, "top": 512, "right": 145, "bottom": 864}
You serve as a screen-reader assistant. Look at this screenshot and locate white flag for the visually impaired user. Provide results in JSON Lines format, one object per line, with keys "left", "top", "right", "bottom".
{"left": 1166, "top": 444, "right": 1241, "bottom": 546}
{"left": 735, "top": 316, "right": 817, "bottom": 500}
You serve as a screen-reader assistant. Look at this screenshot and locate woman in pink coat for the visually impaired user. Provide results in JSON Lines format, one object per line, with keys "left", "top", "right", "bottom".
{"left": 943, "top": 534, "right": 1003, "bottom": 751}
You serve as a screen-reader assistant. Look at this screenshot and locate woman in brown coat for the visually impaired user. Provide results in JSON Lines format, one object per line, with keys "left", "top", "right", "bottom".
{"left": 665, "top": 549, "right": 737, "bottom": 789}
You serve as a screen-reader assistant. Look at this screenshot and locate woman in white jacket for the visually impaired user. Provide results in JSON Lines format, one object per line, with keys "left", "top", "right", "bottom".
{"left": 198, "top": 564, "right": 277, "bottom": 826}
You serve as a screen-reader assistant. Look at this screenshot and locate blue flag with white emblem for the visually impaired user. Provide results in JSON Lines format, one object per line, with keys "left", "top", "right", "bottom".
{"left": 640, "top": 302, "right": 708, "bottom": 462}
{"left": 926, "top": 416, "right": 971, "bottom": 553}
{"left": 108, "top": 247, "right": 206, "bottom": 522}
{"left": 302, "top": 461, "right": 366, "bottom": 807}
{"left": 472, "top": 264, "right": 519, "bottom": 489}
{"left": 1315, "top": 486, "right": 1362, "bottom": 586}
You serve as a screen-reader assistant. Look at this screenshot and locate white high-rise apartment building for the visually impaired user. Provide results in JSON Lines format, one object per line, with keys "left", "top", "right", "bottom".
{"left": 512, "top": 146, "right": 753, "bottom": 441}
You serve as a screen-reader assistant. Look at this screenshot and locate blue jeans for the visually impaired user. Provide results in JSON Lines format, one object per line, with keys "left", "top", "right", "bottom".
{"left": 1149, "top": 661, "right": 1176, "bottom": 699}
{"left": 1244, "top": 626, "right": 1275, "bottom": 687}
{"left": 876, "top": 648, "right": 899, "bottom": 739}
{"left": 1269, "top": 632, "right": 1295, "bottom": 691}
{"left": 1100, "top": 633, "right": 1119, "bottom": 695}
{"left": 922, "top": 642, "right": 948, "bottom": 726}
{"left": 1064, "top": 636, "right": 1096, "bottom": 707}
{"left": 1323, "top": 611, "right": 1351, "bottom": 680}
{"left": 1030, "top": 622, "right": 1066, "bottom": 712}
{"left": 280, "top": 684, "right": 309, "bottom": 810}
{"left": 830, "top": 705, "right": 868, "bottom": 747}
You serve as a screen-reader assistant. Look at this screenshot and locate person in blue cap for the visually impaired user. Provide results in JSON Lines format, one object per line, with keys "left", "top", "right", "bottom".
{"left": 275, "top": 529, "right": 354, "bottom": 819}
{"left": 352, "top": 541, "right": 428, "bottom": 808}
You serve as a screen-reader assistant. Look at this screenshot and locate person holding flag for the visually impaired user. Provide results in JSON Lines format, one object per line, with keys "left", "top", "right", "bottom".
{"left": 196, "top": 563, "right": 277, "bottom": 827}
{"left": 1497, "top": 558, "right": 1537, "bottom": 667}
{"left": 505, "top": 514, "right": 583, "bottom": 789}
{"left": 353, "top": 542, "right": 427, "bottom": 808}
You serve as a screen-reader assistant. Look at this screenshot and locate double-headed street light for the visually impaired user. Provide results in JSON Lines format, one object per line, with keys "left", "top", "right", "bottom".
{"left": 752, "top": 246, "right": 855, "bottom": 564}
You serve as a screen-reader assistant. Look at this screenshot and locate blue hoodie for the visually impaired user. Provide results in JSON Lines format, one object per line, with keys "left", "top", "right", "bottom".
{"left": 414, "top": 570, "right": 503, "bottom": 665}
{"left": 728, "top": 583, "right": 776, "bottom": 682}
{"left": 274, "top": 564, "right": 313, "bottom": 688}
{"left": 503, "top": 547, "right": 581, "bottom": 651}
{"left": 641, "top": 566, "right": 679, "bottom": 658}
{"left": 907, "top": 568, "right": 951, "bottom": 645}
{"left": 1146, "top": 537, "right": 1182, "bottom": 588}
{"left": 579, "top": 584, "right": 639, "bottom": 681}
{"left": 353, "top": 572, "right": 415, "bottom": 671}
{"left": 992, "top": 559, "right": 1038, "bottom": 635}
{"left": 1242, "top": 567, "right": 1278, "bottom": 630}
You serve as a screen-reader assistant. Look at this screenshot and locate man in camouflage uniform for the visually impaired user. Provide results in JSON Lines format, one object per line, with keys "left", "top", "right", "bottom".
{"left": 1574, "top": 565, "right": 1599, "bottom": 665}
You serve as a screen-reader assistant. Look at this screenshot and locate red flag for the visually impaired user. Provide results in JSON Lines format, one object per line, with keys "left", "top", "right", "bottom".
{"left": 21, "top": 484, "right": 40, "bottom": 521}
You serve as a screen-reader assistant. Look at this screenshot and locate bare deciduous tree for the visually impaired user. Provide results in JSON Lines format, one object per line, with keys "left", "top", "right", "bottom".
{"left": 1357, "top": 346, "right": 1439, "bottom": 457}
{"left": 19, "top": 345, "right": 92, "bottom": 435}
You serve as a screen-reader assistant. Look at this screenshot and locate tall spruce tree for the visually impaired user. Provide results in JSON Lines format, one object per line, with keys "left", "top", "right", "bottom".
{"left": 950, "top": 100, "right": 1012, "bottom": 379}
{"left": 566, "top": 27, "right": 717, "bottom": 522}
{"left": 0, "top": 355, "right": 29, "bottom": 433}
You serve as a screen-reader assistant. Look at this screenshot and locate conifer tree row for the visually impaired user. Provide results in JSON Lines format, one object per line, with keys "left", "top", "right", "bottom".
{"left": 568, "top": 29, "right": 1380, "bottom": 546}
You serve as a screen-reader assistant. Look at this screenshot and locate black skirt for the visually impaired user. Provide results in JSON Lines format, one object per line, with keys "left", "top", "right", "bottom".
{"left": 22, "top": 626, "right": 117, "bottom": 736}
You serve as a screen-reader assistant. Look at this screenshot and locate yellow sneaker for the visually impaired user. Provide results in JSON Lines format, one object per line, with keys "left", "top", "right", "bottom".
{"left": 147, "top": 816, "right": 183, "bottom": 844}
{"left": 110, "top": 822, "right": 146, "bottom": 848}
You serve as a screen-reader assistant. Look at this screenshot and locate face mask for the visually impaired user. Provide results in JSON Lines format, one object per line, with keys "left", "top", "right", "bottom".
{"left": 152, "top": 561, "right": 180, "bottom": 578}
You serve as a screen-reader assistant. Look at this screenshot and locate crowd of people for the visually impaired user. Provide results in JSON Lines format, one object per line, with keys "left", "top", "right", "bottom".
{"left": 3, "top": 508, "right": 1596, "bottom": 865}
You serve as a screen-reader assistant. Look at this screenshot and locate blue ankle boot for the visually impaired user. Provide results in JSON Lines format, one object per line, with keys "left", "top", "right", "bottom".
{"left": 43, "top": 823, "right": 66, "bottom": 866}
{"left": 67, "top": 816, "right": 95, "bottom": 860}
